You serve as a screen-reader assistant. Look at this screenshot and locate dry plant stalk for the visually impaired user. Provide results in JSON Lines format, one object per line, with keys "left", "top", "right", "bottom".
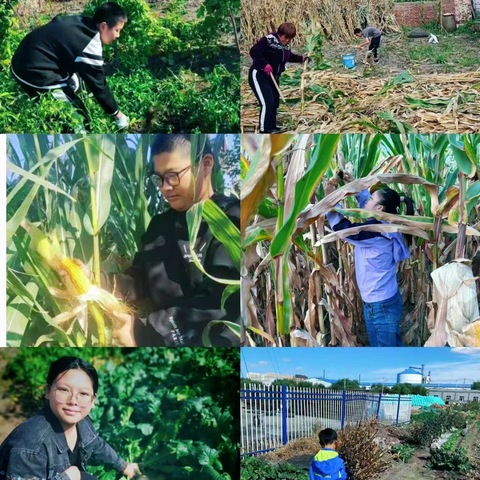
{"left": 241, "top": 0, "right": 400, "bottom": 50}
{"left": 241, "top": 70, "right": 480, "bottom": 133}
{"left": 337, "top": 419, "right": 391, "bottom": 480}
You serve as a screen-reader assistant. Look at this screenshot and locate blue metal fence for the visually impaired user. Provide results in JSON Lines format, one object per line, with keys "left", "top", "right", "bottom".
{"left": 241, "top": 384, "right": 412, "bottom": 455}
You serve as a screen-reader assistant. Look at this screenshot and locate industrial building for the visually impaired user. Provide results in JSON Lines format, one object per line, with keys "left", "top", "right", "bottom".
{"left": 427, "top": 388, "right": 480, "bottom": 404}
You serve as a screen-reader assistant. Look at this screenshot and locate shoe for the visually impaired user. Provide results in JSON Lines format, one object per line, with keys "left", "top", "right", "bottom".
{"left": 373, "top": 58, "right": 379, "bottom": 64}
{"left": 260, "top": 128, "right": 283, "bottom": 134}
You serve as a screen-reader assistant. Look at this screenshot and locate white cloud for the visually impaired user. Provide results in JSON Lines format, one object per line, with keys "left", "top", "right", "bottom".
{"left": 258, "top": 361, "right": 270, "bottom": 366}
{"left": 295, "top": 367, "right": 304, "bottom": 372}
{"left": 451, "top": 348, "right": 480, "bottom": 356}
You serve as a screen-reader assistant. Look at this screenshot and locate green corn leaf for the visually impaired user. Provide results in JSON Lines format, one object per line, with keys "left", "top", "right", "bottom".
{"left": 270, "top": 134, "right": 340, "bottom": 258}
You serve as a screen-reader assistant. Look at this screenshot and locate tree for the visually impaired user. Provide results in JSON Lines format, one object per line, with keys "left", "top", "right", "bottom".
{"left": 471, "top": 381, "right": 480, "bottom": 390}
{"left": 330, "top": 379, "right": 361, "bottom": 390}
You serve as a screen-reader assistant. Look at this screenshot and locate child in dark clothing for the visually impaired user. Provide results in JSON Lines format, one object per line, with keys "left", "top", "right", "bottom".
{"left": 309, "top": 428, "right": 347, "bottom": 479}
{"left": 248, "top": 22, "right": 308, "bottom": 133}
{"left": 354, "top": 26, "right": 382, "bottom": 64}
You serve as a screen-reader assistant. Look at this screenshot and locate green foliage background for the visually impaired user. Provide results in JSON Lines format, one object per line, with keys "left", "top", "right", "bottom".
{"left": 0, "top": 347, "right": 240, "bottom": 480}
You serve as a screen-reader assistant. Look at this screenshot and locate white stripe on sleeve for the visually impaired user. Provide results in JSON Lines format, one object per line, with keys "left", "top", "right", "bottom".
{"left": 74, "top": 56, "right": 104, "bottom": 66}
{"left": 81, "top": 33, "right": 103, "bottom": 57}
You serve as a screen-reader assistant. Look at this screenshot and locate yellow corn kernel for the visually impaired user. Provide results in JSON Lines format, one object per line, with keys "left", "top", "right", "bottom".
{"left": 60, "top": 257, "right": 92, "bottom": 295}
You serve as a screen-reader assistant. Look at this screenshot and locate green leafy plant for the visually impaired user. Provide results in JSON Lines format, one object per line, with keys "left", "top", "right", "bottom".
{"left": 428, "top": 447, "right": 472, "bottom": 473}
{"left": 410, "top": 419, "right": 443, "bottom": 447}
{"left": 240, "top": 456, "right": 306, "bottom": 480}
{"left": 391, "top": 443, "right": 416, "bottom": 463}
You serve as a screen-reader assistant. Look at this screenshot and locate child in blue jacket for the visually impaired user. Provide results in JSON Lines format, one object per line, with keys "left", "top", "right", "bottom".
{"left": 309, "top": 428, "right": 347, "bottom": 479}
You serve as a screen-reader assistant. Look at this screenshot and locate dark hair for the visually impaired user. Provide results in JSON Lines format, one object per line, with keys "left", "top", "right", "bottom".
{"left": 376, "top": 187, "right": 415, "bottom": 216}
{"left": 93, "top": 2, "right": 127, "bottom": 28}
{"left": 319, "top": 428, "right": 337, "bottom": 446}
{"left": 354, "top": 28, "right": 362, "bottom": 34}
{"left": 47, "top": 357, "right": 99, "bottom": 394}
{"left": 277, "top": 22, "right": 296, "bottom": 39}
{"left": 151, "top": 134, "right": 212, "bottom": 164}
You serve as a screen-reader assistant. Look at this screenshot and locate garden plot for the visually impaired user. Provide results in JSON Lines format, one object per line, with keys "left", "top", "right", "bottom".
{"left": 242, "top": 406, "right": 480, "bottom": 480}
{"left": 0, "top": 0, "right": 240, "bottom": 133}
{"left": 241, "top": 0, "right": 480, "bottom": 133}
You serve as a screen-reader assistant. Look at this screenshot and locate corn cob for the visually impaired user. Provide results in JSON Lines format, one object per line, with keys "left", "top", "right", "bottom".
{"left": 21, "top": 220, "right": 131, "bottom": 345}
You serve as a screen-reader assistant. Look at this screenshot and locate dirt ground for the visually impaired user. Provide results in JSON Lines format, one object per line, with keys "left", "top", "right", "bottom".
{"left": 321, "top": 32, "right": 480, "bottom": 77}
{"left": 264, "top": 421, "right": 480, "bottom": 480}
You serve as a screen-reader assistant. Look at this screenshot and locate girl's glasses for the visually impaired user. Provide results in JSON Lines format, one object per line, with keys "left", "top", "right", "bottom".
{"left": 53, "top": 386, "right": 95, "bottom": 406}
{"left": 149, "top": 165, "right": 191, "bottom": 188}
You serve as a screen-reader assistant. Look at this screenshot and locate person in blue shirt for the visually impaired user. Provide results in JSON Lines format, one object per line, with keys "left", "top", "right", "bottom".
{"left": 309, "top": 428, "right": 347, "bottom": 479}
{"left": 325, "top": 173, "right": 415, "bottom": 347}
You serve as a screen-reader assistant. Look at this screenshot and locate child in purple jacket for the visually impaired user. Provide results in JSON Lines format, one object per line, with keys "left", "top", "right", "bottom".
{"left": 309, "top": 428, "right": 347, "bottom": 479}
{"left": 325, "top": 176, "right": 414, "bottom": 347}
{"left": 248, "top": 22, "right": 308, "bottom": 133}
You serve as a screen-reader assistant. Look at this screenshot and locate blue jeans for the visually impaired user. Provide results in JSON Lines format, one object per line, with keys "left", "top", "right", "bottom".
{"left": 363, "top": 290, "right": 403, "bottom": 347}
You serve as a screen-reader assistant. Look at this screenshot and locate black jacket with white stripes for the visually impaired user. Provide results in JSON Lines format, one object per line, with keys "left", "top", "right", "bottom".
{"left": 250, "top": 32, "right": 304, "bottom": 77}
{"left": 11, "top": 15, "right": 119, "bottom": 115}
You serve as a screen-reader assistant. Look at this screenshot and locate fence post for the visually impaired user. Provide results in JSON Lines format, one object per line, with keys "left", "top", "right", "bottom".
{"left": 281, "top": 384, "right": 288, "bottom": 445}
{"left": 376, "top": 392, "right": 382, "bottom": 419}
{"left": 396, "top": 394, "right": 401, "bottom": 425}
{"left": 340, "top": 390, "right": 346, "bottom": 430}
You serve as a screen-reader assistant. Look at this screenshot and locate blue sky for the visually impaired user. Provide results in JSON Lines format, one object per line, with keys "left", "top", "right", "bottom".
{"left": 241, "top": 347, "right": 480, "bottom": 384}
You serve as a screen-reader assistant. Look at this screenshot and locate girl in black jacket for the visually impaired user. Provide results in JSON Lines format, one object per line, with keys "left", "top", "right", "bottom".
{"left": 10, "top": 2, "right": 129, "bottom": 131}
{"left": 248, "top": 22, "right": 307, "bottom": 133}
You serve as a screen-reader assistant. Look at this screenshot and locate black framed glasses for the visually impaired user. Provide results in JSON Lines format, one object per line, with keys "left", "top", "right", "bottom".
{"left": 53, "top": 386, "right": 95, "bottom": 406}
{"left": 150, "top": 165, "right": 191, "bottom": 188}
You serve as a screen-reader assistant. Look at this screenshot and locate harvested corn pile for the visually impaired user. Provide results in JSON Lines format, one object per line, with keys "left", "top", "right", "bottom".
{"left": 241, "top": 70, "right": 480, "bottom": 133}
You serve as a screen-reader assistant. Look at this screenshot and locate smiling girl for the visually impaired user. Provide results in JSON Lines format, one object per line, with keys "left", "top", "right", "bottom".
{"left": 0, "top": 357, "right": 139, "bottom": 480}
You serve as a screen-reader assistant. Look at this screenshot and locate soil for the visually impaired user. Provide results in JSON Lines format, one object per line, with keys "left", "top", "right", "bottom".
{"left": 321, "top": 33, "right": 480, "bottom": 77}
{"left": 263, "top": 420, "right": 480, "bottom": 480}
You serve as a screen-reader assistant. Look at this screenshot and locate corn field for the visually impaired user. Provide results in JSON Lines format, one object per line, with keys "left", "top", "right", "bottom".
{"left": 240, "top": 134, "right": 480, "bottom": 347}
{"left": 240, "top": 0, "right": 399, "bottom": 48}
{"left": 6, "top": 134, "right": 240, "bottom": 346}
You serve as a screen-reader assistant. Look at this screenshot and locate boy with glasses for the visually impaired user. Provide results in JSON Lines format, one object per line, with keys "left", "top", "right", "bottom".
{"left": 113, "top": 134, "right": 240, "bottom": 347}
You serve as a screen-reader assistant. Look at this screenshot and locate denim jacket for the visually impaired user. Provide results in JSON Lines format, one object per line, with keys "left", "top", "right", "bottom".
{"left": 0, "top": 406, "right": 126, "bottom": 480}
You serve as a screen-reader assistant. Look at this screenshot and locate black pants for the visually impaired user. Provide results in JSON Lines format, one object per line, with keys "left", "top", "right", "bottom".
{"left": 14, "top": 75, "right": 91, "bottom": 131}
{"left": 248, "top": 67, "right": 280, "bottom": 133}
{"left": 369, "top": 36, "right": 381, "bottom": 59}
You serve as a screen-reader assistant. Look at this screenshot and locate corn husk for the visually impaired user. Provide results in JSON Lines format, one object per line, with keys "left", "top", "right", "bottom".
{"left": 425, "top": 260, "right": 480, "bottom": 347}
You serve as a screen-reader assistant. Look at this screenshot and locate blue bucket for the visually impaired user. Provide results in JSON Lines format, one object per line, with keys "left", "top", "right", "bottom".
{"left": 342, "top": 54, "right": 356, "bottom": 69}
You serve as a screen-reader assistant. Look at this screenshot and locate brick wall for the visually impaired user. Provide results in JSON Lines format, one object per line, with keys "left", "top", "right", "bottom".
{"left": 393, "top": 1, "right": 440, "bottom": 27}
{"left": 393, "top": 0, "right": 472, "bottom": 28}
{"left": 454, "top": 0, "right": 473, "bottom": 24}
